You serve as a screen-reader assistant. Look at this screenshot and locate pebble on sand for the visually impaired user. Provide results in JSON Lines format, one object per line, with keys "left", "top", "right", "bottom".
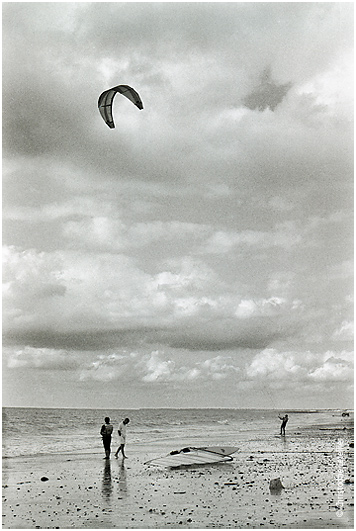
{"left": 269, "top": 478, "right": 284, "bottom": 491}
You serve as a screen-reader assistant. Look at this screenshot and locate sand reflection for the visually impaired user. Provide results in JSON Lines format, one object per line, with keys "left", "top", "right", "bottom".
{"left": 117, "top": 461, "right": 128, "bottom": 497}
{"left": 101, "top": 459, "right": 113, "bottom": 501}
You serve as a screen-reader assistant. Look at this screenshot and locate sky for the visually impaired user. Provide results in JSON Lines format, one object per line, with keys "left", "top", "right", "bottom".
{"left": 2, "top": 2, "right": 354, "bottom": 409}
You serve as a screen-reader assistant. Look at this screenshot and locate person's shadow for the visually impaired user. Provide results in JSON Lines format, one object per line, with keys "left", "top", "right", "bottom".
{"left": 101, "top": 459, "right": 113, "bottom": 501}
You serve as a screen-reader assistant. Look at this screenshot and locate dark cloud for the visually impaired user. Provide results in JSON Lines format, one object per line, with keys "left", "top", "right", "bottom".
{"left": 3, "top": 312, "right": 294, "bottom": 353}
{"left": 162, "top": 330, "right": 279, "bottom": 352}
{"left": 154, "top": 316, "right": 294, "bottom": 352}
{"left": 243, "top": 68, "right": 292, "bottom": 111}
{"left": 2, "top": 328, "right": 145, "bottom": 352}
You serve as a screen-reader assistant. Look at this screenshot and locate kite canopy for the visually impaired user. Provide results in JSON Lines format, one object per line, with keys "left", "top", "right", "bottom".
{"left": 98, "top": 84, "right": 143, "bottom": 128}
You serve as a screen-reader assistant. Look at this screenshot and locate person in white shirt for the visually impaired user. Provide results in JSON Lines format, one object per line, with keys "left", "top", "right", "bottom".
{"left": 115, "top": 417, "right": 130, "bottom": 458}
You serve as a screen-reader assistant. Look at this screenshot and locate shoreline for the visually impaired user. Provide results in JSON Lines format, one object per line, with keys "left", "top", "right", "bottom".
{"left": 3, "top": 421, "right": 354, "bottom": 529}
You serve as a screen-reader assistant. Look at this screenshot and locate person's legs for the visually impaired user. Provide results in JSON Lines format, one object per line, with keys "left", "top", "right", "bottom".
{"left": 103, "top": 436, "right": 111, "bottom": 459}
{"left": 115, "top": 444, "right": 127, "bottom": 458}
{"left": 115, "top": 444, "right": 122, "bottom": 457}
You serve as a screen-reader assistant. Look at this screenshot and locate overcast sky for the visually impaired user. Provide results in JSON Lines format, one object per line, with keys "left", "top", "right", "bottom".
{"left": 3, "top": 2, "right": 353, "bottom": 409}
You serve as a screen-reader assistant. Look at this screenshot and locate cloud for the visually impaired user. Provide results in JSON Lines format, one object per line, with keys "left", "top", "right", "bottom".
{"left": 308, "top": 355, "right": 353, "bottom": 383}
{"left": 63, "top": 217, "right": 210, "bottom": 253}
{"left": 3, "top": 247, "right": 66, "bottom": 331}
{"left": 5, "top": 346, "right": 79, "bottom": 371}
{"left": 141, "top": 351, "right": 176, "bottom": 382}
{"left": 246, "top": 348, "right": 354, "bottom": 385}
{"left": 243, "top": 68, "right": 292, "bottom": 111}
{"left": 200, "top": 217, "right": 343, "bottom": 255}
{"left": 79, "top": 350, "right": 240, "bottom": 386}
{"left": 2, "top": 241, "right": 343, "bottom": 355}
{"left": 2, "top": 3, "right": 353, "bottom": 407}
{"left": 79, "top": 352, "right": 138, "bottom": 382}
{"left": 6, "top": 342, "right": 352, "bottom": 403}
{"left": 332, "top": 321, "right": 354, "bottom": 342}
{"left": 235, "top": 297, "right": 287, "bottom": 318}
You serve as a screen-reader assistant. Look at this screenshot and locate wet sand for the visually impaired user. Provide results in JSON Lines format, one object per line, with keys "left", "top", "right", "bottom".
{"left": 2, "top": 424, "right": 354, "bottom": 529}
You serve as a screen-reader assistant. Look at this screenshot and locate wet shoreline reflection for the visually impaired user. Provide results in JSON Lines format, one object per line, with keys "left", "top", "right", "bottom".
{"left": 117, "top": 460, "right": 128, "bottom": 497}
{"left": 101, "top": 459, "right": 113, "bottom": 501}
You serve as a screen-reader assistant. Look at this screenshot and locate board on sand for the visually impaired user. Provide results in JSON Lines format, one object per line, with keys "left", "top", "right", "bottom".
{"left": 199, "top": 446, "right": 238, "bottom": 456}
{"left": 144, "top": 446, "right": 238, "bottom": 467}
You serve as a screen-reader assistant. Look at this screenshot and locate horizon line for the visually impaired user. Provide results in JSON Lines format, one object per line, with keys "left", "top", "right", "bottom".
{"left": 2, "top": 406, "right": 353, "bottom": 411}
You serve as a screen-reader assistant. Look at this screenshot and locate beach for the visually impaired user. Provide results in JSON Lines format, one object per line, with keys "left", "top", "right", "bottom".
{"left": 2, "top": 409, "right": 354, "bottom": 528}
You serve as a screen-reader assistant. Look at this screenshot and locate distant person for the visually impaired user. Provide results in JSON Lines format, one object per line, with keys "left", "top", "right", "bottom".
{"left": 115, "top": 418, "right": 130, "bottom": 458}
{"left": 278, "top": 414, "right": 289, "bottom": 436}
{"left": 100, "top": 417, "right": 113, "bottom": 459}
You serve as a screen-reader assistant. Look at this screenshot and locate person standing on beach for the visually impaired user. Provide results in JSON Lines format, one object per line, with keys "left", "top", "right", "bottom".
{"left": 278, "top": 414, "right": 289, "bottom": 436}
{"left": 115, "top": 418, "right": 130, "bottom": 458}
{"left": 100, "top": 417, "right": 114, "bottom": 459}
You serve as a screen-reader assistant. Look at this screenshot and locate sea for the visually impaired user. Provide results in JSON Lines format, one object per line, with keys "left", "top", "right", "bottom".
{"left": 2, "top": 407, "right": 352, "bottom": 460}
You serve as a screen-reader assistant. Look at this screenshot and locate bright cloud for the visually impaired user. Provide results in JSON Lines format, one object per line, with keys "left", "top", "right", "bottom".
{"left": 246, "top": 348, "right": 354, "bottom": 385}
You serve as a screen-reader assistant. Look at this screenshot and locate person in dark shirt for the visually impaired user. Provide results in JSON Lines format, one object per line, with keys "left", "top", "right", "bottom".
{"left": 278, "top": 414, "right": 289, "bottom": 436}
{"left": 100, "top": 417, "right": 113, "bottom": 459}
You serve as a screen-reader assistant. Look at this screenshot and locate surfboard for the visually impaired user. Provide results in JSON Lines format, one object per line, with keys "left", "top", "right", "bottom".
{"left": 144, "top": 446, "right": 238, "bottom": 468}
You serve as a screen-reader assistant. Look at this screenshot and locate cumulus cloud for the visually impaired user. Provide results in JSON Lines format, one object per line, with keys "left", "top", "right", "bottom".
{"left": 308, "top": 357, "right": 353, "bottom": 383}
{"left": 141, "top": 351, "right": 175, "bottom": 382}
{"left": 79, "top": 350, "right": 240, "bottom": 386}
{"left": 246, "top": 348, "right": 354, "bottom": 385}
{"left": 79, "top": 352, "right": 138, "bottom": 382}
{"left": 235, "top": 297, "right": 287, "bottom": 318}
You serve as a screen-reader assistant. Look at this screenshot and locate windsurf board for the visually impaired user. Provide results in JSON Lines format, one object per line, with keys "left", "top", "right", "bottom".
{"left": 144, "top": 446, "right": 238, "bottom": 468}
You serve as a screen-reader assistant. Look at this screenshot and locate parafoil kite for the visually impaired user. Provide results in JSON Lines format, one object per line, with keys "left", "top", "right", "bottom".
{"left": 98, "top": 85, "right": 143, "bottom": 129}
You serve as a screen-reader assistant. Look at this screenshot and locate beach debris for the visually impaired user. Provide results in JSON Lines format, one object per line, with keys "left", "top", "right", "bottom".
{"left": 40, "top": 477, "right": 49, "bottom": 482}
{"left": 269, "top": 478, "right": 284, "bottom": 491}
{"left": 349, "top": 442, "right": 354, "bottom": 448}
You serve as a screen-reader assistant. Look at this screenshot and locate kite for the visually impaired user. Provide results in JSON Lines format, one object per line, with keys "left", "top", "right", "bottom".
{"left": 98, "top": 84, "right": 143, "bottom": 128}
